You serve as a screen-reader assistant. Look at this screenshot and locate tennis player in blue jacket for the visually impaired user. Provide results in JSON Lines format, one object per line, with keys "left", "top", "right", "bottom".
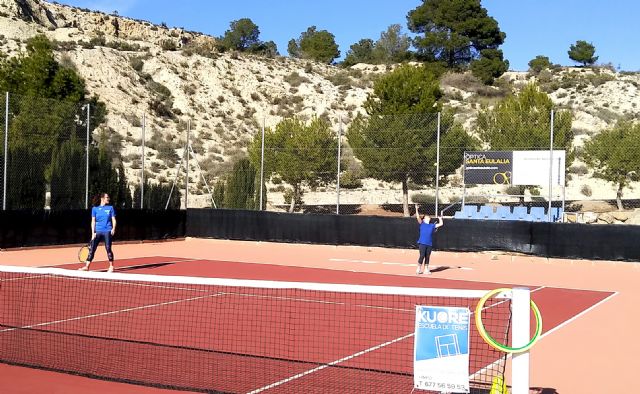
{"left": 415, "top": 204, "right": 443, "bottom": 275}
{"left": 79, "top": 193, "right": 117, "bottom": 273}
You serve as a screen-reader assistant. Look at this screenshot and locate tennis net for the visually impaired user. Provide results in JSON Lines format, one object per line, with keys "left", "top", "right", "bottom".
{"left": 0, "top": 265, "right": 516, "bottom": 393}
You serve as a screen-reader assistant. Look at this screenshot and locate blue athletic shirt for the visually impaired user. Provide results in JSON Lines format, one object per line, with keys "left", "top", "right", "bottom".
{"left": 92, "top": 205, "right": 116, "bottom": 232}
{"left": 417, "top": 222, "right": 436, "bottom": 246}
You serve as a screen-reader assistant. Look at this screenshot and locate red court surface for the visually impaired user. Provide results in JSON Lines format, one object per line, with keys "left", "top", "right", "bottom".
{"left": 0, "top": 238, "right": 636, "bottom": 393}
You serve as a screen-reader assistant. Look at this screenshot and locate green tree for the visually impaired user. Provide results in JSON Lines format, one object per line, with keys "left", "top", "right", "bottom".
{"left": 251, "top": 40, "right": 279, "bottom": 57}
{"left": 583, "top": 121, "right": 640, "bottom": 210}
{"left": 288, "top": 26, "right": 340, "bottom": 64}
{"left": 219, "top": 18, "right": 261, "bottom": 52}
{"left": 213, "top": 178, "right": 225, "bottom": 208}
{"left": 528, "top": 55, "right": 552, "bottom": 75}
{"left": 347, "top": 64, "right": 476, "bottom": 216}
{"left": 49, "top": 137, "right": 85, "bottom": 209}
{"left": 4, "top": 143, "right": 48, "bottom": 209}
{"left": 115, "top": 162, "right": 133, "bottom": 209}
{"left": 133, "top": 181, "right": 181, "bottom": 209}
{"left": 88, "top": 147, "right": 120, "bottom": 206}
{"left": 223, "top": 158, "right": 258, "bottom": 209}
{"left": 372, "top": 24, "right": 412, "bottom": 64}
{"left": 287, "top": 39, "right": 299, "bottom": 58}
{"left": 470, "top": 48, "right": 509, "bottom": 85}
{"left": 249, "top": 117, "right": 337, "bottom": 212}
{"left": 342, "top": 39, "right": 375, "bottom": 67}
{"left": 475, "top": 83, "right": 573, "bottom": 202}
{"left": 0, "top": 35, "right": 106, "bottom": 209}
{"left": 568, "top": 40, "right": 598, "bottom": 66}
{"left": 407, "top": 0, "right": 506, "bottom": 70}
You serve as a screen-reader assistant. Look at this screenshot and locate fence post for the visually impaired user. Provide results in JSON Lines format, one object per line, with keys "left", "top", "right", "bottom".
{"left": 336, "top": 117, "right": 342, "bottom": 215}
{"left": 85, "top": 103, "right": 90, "bottom": 209}
{"left": 185, "top": 119, "right": 190, "bottom": 210}
{"left": 435, "top": 112, "right": 441, "bottom": 216}
{"left": 259, "top": 116, "right": 265, "bottom": 211}
{"left": 548, "top": 110, "right": 554, "bottom": 222}
{"left": 2, "top": 92, "right": 8, "bottom": 211}
{"left": 141, "top": 113, "right": 145, "bottom": 209}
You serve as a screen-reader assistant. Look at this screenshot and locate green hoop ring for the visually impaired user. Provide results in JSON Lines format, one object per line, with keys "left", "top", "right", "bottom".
{"left": 475, "top": 288, "right": 543, "bottom": 353}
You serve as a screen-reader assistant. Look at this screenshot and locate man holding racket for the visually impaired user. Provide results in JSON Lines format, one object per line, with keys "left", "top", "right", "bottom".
{"left": 415, "top": 203, "right": 443, "bottom": 275}
{"left": 79, "top": 193, "right": 116, "bottom": 273}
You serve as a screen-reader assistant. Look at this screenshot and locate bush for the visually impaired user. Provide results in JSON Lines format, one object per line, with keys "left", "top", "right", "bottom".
{"left": 339, "top": 171, "right": 362, "bottom": 189}
{"left": 129, "top": 56, "right": 144, "bottom": 72}
{"left": 569, "top": 164, "right": 588, "bottom": 175}
{"left": 528, "top": 55, "right": 551, "bottom": 75}
{"left": 284, "top": 72, "right": 310, "bottom": 87}
{"left": 160, "top": 39, "right": 177, "bottom": 51}
{"left": 411, "top": 193, "right": 436, "bottom": 203}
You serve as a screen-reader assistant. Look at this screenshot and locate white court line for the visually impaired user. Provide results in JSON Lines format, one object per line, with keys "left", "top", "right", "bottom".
{"left": 48, "top": 257, "right": 202, "bottom": 271}
{"left": 330, "top": 258, "right": 473, "bottom": 270}
{"left": 246, "top": 287, "right": 522, "bottom": 394}
{"left": 246, "top": 332, "right": 415, "bottom": 394}
{"left": 538, "top": 290, "right": 619, "bottom": 340}
{"left": 0, "top": 292, "right": 224, "bottom": 334}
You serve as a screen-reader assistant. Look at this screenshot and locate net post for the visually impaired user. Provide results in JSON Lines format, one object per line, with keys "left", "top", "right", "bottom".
{"left": 511, "top": 287, "right": 531, "bottom": 394}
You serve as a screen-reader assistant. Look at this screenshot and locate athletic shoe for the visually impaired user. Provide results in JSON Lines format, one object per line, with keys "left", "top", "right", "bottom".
{"left": 424, "top": 268, "right": 431, "bottom": 275}
{"left": 416, "top": 267, "right": 423, "bottom": 275}
{"left": 107, "top": 266, "right": 114, "bottom": 273}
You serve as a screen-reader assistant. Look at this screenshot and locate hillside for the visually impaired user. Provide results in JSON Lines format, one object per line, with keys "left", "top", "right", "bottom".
{"left": 1, "top": 0, "right": 639, "bottom": 210}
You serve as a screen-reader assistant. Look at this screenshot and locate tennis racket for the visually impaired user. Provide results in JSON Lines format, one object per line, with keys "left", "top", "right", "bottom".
{"left": 78, "top": 242, "right": 92, "bottom": 262}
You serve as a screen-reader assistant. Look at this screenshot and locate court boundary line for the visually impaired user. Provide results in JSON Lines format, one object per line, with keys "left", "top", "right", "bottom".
{"left": 0, "top": 292, "right": 224, "bottom": 333}
{"left": 43, "top": 257, "right": 199, "bottom": 269}
{"left": 247, "top": 287, "right": 531, "bottom": 393}
{"left": 246, "top": 332, "right": 415, "bottom": 394}
{"left": 538, "top": 290, "right": 619, "bottom": 340}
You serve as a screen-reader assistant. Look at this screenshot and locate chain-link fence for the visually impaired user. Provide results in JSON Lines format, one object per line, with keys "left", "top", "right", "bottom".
{"left": 2, "top": 92, "right": 639, "bottom": 220}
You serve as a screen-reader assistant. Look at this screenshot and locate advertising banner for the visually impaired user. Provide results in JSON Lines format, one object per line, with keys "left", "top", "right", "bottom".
{"left": 414, "top": 306, "right": 471, "bottom": 393}
{"left": 464, "top": 150, "right": 565, "bottom": 186}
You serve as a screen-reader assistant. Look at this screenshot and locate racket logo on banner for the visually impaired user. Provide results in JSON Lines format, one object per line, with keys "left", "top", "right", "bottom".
{"left": 492, "top": 171, "right": 511, "bottom": 185}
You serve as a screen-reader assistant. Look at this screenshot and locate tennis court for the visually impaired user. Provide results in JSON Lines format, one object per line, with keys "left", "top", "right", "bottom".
{"left": 0, "top": 239, "right": 633, "bottom": 393}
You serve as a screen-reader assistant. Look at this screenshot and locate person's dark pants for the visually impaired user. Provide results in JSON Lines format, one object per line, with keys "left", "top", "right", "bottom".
{"left": 87, "top": 231, "right": 114, "bottom": 262}
{"left": 418, "top": 244, "right": 433, "bottom": 267}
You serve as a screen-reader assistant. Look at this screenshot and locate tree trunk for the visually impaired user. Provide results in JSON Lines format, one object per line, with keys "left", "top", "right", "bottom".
{"left": 402, "top": 178, "right": 409, "bottom": 217}
{"left": 288, "top": 184, "right": 299, "bottom": 213}
{"left": 616, "top": 182, "right": 624, "bottom": 211}
{"left": 288, "top": 187, "right": 296, "bottom": 213}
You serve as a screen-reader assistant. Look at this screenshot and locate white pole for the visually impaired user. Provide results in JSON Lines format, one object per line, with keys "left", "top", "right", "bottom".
{"left": 141, "top": 113, "right": 145, "bottom": 209}
{"left": 2, "top": 92, "right": 8, "bottom": 211}
{"left": 511, "top": 287, "right": 531, "bottom": 394}
{"left": 435, "top": 112, "right": 441, "bottom": 216}
{"left": 548, "top": 110, "right": 554, "bottom": 222}
{"left": 185, "top": 119, "right": 190, "bottom": 210}
{"left": 336, "top": 117, "right": 342, "bottom": 215}
{"left": 85, "top": 103, "right": 90, "bottom": 209}
{"left": 259, "top": 116, "right": 265, "bottom": 211}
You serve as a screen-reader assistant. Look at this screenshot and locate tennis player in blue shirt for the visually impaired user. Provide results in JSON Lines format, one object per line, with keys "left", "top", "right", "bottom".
{"left": 79, "top": 193, "right": 117, "bottom": 273}
{"left": 415, "top": 204, "right": 443, "bottom": 275}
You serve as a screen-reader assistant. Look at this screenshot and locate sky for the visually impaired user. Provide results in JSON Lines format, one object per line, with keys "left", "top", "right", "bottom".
{"left": 53, "top": 0, "right": 640, "bottom": 72}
